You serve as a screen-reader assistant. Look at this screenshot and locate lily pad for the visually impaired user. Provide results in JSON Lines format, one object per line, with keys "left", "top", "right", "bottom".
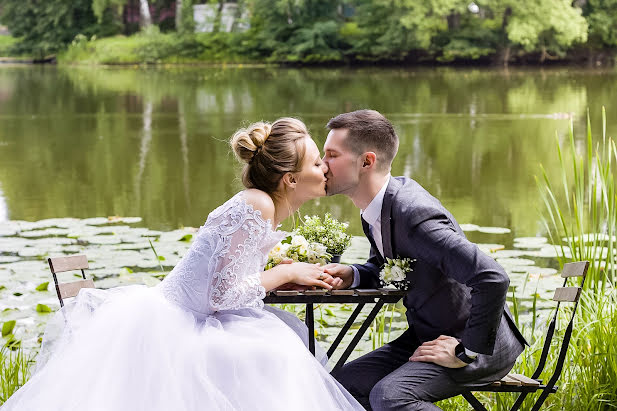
{"left": 18, "top": 247, "right": 47, "bottom": 257}
{"left": 106, "top": 216, "right": 142, "bottom": 224}
{"left": 496, "top": 257, "right": 536, "bottom": 269}
{"left": 0, "top": 228, "right": 18, "bottom": 237}
{"left": 477, "top": 226, "right": 511, "bottom": 234}
{"left": 79, "top": 236, "right": 122, "bottom": 245}
{"left": 2, "top": 320, "right": 16, "bottom": 336}
{"left": 35, "top": 304, "right": 52, "bottom": 313}
{"left": 20, "top": 228, "right": 70, "bottom": 238}
{"left": 460, "top": 224, "right": 480, "bottom": 232}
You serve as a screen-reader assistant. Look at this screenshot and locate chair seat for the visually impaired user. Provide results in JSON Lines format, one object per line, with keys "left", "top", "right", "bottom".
{"left": 473, "top": 373, "right": 557, "bottom": 393}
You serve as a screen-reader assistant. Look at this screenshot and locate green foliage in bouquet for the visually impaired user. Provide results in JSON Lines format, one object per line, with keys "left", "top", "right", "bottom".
{"left": 294, "top": 213, "right": 352, "bottom": 255}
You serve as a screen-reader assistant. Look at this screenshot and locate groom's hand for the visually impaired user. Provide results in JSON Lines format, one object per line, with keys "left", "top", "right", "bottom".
{"left": 409, "top": 335, "right": 468, "bottom": 368}
{"left": 322, "top": 264, "right": 354, "bottom": 289}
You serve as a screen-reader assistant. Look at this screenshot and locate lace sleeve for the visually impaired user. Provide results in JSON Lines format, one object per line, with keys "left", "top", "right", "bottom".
{"left": 208, "top": 199, "right": 271, "bottom": 311}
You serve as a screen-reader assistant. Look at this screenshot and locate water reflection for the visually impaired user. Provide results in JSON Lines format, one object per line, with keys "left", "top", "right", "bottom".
{"left": 0, "top": 185, "right": 7, "bottom": 222}
{"left": 0, "top": 66, "right": 615, "bottom": 238}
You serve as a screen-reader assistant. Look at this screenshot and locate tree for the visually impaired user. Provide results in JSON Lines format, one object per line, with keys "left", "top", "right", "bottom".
{"left": 0, "top": 0, "right": 106, "bottom": 57}
{"left": 585, "top": 0, "right": 617, "bottom": 48}
{"left": 245, "top": 0, "right": 345, "bottom": 63}
{"left": 350, "top": 0, "right": 469, "bottom": 61}
{"left": 139, "top": 0, "right": 153, "bottom": 28}
{"left": 476, "top": 0, "right": 588, "bottom": 65}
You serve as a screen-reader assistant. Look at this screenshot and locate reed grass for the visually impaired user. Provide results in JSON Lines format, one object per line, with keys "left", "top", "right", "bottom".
{"left": 0, "top": 344, "right": 33, "bottom": 405}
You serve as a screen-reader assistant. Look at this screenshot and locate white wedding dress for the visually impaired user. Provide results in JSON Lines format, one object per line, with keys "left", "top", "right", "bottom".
{"left": 3, "top": 193, "right": 363, "bottom": 411}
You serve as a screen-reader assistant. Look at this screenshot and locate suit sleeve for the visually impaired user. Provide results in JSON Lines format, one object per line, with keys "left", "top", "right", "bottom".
{"left": 406, "top": 207, "right": 509, "bottom": 355}
{"left": 352, "top": 244, "right": 382, "bottom": 289}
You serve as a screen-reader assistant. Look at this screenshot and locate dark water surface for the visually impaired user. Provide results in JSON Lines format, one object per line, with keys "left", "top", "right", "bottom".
{"left": 1, "top": 65, "right": 616, "bottom": 242}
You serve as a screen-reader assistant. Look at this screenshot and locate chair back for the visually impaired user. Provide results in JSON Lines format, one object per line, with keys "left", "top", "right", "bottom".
{"left": 47, "top": 255, "right": 94, "bottom": 307}
{"left": 531, "top": 261, "right": 589, "bottom": 381}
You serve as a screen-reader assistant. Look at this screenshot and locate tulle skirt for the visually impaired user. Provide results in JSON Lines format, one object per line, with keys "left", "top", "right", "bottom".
{"left": 3, "top": 286, "right": 362, "bottom": 411}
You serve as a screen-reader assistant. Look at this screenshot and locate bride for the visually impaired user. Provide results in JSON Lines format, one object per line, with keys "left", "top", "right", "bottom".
{"left": 3, "top": 118, "right": 363, "bottom": 410}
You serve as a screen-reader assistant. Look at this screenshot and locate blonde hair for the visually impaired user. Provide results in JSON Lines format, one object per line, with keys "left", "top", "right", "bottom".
{"left": 230, "top": 117, "right": 309, "bottom": 195}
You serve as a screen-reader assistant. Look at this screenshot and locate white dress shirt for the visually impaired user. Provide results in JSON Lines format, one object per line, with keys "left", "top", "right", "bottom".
{"left": 350, "top": 176, "right": 390, "bottom": 288}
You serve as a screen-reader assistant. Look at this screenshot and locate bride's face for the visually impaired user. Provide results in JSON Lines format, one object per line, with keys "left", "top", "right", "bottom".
{"left": 294, "top": 137, "right": 328, "bottom": 201}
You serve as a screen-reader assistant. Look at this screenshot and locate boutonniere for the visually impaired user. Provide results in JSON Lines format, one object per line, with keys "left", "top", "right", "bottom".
{"left": 379, "top": 257, "right": 416, "bottom": 290}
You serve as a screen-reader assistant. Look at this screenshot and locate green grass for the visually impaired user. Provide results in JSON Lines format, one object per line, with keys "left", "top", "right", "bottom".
{"left": 0, "top": 36, "right": 18, "bottom": 57}
{"left": 58, "top": 29, "right": 257, "bottom": 65}
{"left": 0, "top": 344, "right": 33, "bottom": 405}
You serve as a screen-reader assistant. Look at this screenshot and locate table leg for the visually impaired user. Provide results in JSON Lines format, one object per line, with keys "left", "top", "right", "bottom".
{"left": 327, "top": 303, "right": 365, "bottom": 358}
{"left": 306, "top": 302, "right": 315, "bottom": 355}
{"left": 332, "top": 300, "right": 385, "bottom": 373}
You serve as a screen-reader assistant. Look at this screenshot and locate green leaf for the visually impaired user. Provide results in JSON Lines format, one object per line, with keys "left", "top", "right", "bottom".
{"left": 179, "top": 234, "right": 193, "bottom": 242}
{"left": 125, "top": 267, "right": 134, "bottom": 273}
{"left": 0, "top": 285, "right": 6, "bottom": 290}
{"left": 12, "top": 292, "right": 22, "bottom": 297}
{"left": 325, "top": 308, "right": 335, "bottom": 316}
{"left": 6, "top": 335, "right": 21, "bottom": 350}
{"left": 35, "top": 281, "right": 49, "bottom": 291}
{"left": 158, "top": 256, "right": 165, "bottom": 261}
{"left": 36, "top": 304, "right": 52, "bottom": 313}
{"left": 2, "top": 320, "right": 16, "bottom": 337}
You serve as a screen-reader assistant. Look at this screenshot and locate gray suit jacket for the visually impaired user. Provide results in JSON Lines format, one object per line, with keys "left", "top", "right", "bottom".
{"left": 353, "top": 176, "right": 527, "bottom": 384}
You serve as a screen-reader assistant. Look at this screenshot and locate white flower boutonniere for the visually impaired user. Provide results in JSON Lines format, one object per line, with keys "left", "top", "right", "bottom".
{"left": 379, "top": 257, "right": 416, "bottom": 290}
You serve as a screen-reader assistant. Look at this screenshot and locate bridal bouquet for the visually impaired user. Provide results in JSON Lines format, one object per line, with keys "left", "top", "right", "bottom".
{"left": 294, "top": 213, "right": 352, "bottom": 256}
{"left": 265, "top": 234, "right": 331, "bottom": 270}
{"left": 379, "top": 257, "right": 416, "bottom": 290}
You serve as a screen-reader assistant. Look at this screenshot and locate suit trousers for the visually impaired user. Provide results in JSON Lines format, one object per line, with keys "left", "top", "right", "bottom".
{"left": 331, "top": 331, "right": 513, "bottom": 411}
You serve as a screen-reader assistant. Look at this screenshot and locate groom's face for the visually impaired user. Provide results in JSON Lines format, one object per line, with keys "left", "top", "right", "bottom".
{"left": 323, "top": 129, "right": 362, "bottom": 196}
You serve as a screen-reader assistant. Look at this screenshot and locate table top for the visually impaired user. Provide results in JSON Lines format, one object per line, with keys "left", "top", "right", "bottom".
{"left": 263, "top": 288, "right": 408, "bottom": 304}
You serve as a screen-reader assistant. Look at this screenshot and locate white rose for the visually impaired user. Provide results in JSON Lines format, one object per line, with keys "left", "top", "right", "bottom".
{"left": 291, "top": 235, "right": 310, "bottom": 248}
{"left": 390, "top": 265, "right": 406, "bottom": 281}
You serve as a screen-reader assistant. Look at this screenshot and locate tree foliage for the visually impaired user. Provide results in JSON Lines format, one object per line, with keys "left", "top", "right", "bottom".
{"left": 0, "top": 0, "right": 118, "bottom": 57}
{"left": 0, "top": 0, "right": 614, "bottom": 64}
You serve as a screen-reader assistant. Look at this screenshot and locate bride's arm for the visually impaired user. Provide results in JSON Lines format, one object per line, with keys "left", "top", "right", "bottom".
{"left": 241, "top": 190, "right": 333, "bottom": 291}
{"left": 208, "top": 190, "right": 334, "bottom": 311}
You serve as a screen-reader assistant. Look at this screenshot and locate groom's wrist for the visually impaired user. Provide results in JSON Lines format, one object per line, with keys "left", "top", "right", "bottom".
{"left": 350, "top": 266, "right": 361, "bottom": 288}
{"left": 455, "top": 343, "right": 477, "bottom": 364}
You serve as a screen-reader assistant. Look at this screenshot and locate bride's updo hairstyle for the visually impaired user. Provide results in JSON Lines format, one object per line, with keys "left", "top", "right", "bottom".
{"left": 231, "top": 118, "right": 309, "bottom": 195}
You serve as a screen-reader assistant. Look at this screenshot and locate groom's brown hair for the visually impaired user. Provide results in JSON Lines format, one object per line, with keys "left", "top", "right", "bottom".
{"left": 327, "top": 109, "right": 399, "bottom": 171}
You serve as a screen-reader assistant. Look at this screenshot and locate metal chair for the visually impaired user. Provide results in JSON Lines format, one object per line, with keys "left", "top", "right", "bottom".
{"left": 461, "top": 260, "right": 589, "bottom": 411}
{"left": 47, "top": 255, "right": 95, "bottom": 307}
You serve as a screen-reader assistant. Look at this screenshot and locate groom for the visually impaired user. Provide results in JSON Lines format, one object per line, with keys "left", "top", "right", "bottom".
{"left": 322, "top": 110, "right": 527, "bottom": 410}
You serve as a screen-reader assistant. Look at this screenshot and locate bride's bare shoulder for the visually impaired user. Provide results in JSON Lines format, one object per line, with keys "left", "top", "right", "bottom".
{"left": 240, "top": 189, "right": 275, "bottom": 221}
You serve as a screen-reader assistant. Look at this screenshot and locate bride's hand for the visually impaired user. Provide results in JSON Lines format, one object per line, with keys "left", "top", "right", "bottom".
{"left": 289, "top": 263, "right": 334, "bottom": 290}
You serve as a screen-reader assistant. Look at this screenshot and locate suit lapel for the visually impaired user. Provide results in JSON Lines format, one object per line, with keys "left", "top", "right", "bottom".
{"left": 381, "top": 177, "right": 399, "bottom": 259}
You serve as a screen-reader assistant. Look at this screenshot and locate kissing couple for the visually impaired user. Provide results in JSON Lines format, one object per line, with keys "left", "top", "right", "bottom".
{"left": 4, "top": 110, "right": 526, "bottom": 411}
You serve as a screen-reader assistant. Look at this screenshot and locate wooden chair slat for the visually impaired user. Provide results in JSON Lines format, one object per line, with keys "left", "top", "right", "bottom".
{"left": 48, "top": 255, "right": 88, "bottom": 273}
{"left": 355, "top": 289, "right": 383, "bottom": 296}
{"left": 509, "top": 373, "right": 541, "bottom": 387}
{"left": 490, "top": 381, "right": 501, "bottom": 387}
{"left": 303, "top": 289, "right": 328, "bottom": 296}
{"left": 58, "top": 279, "right": 95, "bottom": 299}
{"left": 500, "top": 374, "right": 522, "bottom": 386}
{"left": 273, "top": 290, "right": 299, "bottom": 296}
{"left": 553, "top": 287, "right": 581, "bottom": 302}
{"left": 330, "top": 290, "right": 355, "bottom": 296}
{"left": 561, "top": 261, "right": 589, "bottom": 278}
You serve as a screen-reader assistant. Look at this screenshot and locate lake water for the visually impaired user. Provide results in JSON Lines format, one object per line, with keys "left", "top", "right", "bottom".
{"left": 1, "top": 66, "right": 616, "bottom": 239}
